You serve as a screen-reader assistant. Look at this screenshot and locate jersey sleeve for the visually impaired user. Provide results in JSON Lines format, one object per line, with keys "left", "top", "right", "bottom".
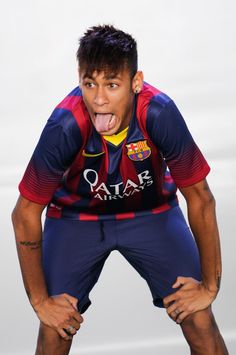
{"left": 146, "top": 97, "right": 210, "bottom": 188}
{"left": 19, "top": 108, "right": 83, "bottom": 204}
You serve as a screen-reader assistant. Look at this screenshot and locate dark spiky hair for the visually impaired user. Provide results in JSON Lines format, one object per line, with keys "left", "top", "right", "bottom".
{"left": 77, "top": 24, "right": 137, "bottom": 78}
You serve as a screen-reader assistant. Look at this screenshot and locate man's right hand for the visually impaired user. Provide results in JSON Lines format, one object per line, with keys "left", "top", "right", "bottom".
{"left": 33, "top": 293, "right": 84, "bottom": 340}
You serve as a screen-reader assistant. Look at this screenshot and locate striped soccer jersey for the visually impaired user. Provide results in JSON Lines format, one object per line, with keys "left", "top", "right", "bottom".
{"left": 19, "top": 82, "right": 210, "bottom": 220}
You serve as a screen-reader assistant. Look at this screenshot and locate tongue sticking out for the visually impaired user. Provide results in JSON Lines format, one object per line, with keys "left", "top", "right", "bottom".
{"left": 94, "top": 114, "right": 116, "bottom": 133}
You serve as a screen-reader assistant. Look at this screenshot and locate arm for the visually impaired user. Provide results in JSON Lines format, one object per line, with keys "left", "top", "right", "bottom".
{"left": 12, "top": 195, "right": 48, "bottom": 306}
{"left": 163, "top": 179, "right": 222, "bottom": 323}
{"left": 12, "top": 195, "right": 83, "bottom": 339}
{"left": 180, "top": 179, "right": 221, "bottom": 294}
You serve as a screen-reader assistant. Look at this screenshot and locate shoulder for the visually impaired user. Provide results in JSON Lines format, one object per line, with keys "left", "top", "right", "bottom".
{"left": 137, "top": 82, "right": 173, "bottom": 123}
{"left": 48, "top": 86, "right": 92, "bottom": 136}
{"left": 138, "top": 82, "right": 173, "bottom": 116}
{"left": 137, "top": 82, "right": 174, "bottom": 132}
{"left": 56, "top": 86, "right": 83, "bottom": 113}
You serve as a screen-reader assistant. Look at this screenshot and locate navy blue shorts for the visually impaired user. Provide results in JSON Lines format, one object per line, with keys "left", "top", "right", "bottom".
{"left": 42, "top": 206, "right": 201, "bottom": 314}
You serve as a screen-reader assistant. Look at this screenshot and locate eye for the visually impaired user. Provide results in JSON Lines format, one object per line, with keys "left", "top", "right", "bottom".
{"left": 108, "top": 83, "right": 119, "bottom": 89}
{"left": 84, "top": 82, "right": 95, "bottom": 88}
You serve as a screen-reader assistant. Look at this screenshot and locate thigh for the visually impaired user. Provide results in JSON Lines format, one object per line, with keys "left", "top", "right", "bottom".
{"left": 116, "top": 207, "right": 201, "bottom": 307}
{"left": 42, "top": 218, "right": 111, "bottom": 314}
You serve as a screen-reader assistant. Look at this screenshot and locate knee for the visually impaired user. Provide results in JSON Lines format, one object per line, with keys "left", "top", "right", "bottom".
{"left": 36, "top": 323, "right": 72, "bottom": 354}
{"left": 181, "top": 307, "right": 218, "bottom": 337}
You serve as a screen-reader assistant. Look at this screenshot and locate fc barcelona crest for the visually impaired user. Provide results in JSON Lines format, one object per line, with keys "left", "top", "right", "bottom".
{"left": 126, "top": 140, "right": 151, "bottom": 161}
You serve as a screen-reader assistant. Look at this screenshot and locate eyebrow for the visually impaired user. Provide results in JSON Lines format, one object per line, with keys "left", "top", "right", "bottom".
{"left": 104, "top": 74, "right": 122, "bottom": 80}
{"left": 82, "top": 74, "right": 93, "bottom": 80}
{"left": 82, "top": 73, "right": 122, "bottom": 81}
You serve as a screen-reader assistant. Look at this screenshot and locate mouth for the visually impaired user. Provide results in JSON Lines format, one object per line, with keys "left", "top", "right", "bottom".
{"left": 93, "top": 112, "right": 116, "bottom": 133}
{"left": 94, "top": 112, "right": 113, "bottom": 117}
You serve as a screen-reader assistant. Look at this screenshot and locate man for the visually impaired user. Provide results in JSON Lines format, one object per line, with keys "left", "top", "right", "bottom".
{"left": 12, "top": 25, "right": 228, "bottom": 355}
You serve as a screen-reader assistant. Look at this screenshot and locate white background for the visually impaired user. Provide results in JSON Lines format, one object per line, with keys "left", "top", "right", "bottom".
{"left": 0, "top": 0, "right": 235, "bottom": 354}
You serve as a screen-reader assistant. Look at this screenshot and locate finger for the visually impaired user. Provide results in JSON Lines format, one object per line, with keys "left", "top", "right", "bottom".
{"left": 69, "top": 318, "right": 82, "bottom": 331}
{"left": 176, "top": 311, "right": 189, "bottom": 324}
{"left": 58, "top": 328, "right": 73, "bottom": 340}
{"left": 163, "top": 294, "right": 177, "bottom": 308}
{"left": 170, "top": 311, "right": 178, "bottom": 321}
{"left": 63, "top": 325, "right": 77, "bottom": 336}
{"left": 63, "top": 294, "right": 78, "bottom": 309}
{"left": 68, "top": 296, "right": 79, "bottom": 310}
{"left": 72, "top": 311, "right": 84, "bottom": 324}
{"left": 172, "top": 276, "right": 186, "bottom": 289}
{"left": 168, "top": 307, "right": 182, "bottom": 321}
{"left": 166, "top": 303, "right": 181, "bottom": 316}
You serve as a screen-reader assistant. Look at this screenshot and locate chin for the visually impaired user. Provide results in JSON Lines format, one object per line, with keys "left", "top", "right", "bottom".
{"left": 100, "top": 128, "right": 118, "bottom": 136}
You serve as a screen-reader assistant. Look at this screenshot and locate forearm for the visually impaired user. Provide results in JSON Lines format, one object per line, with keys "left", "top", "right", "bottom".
{"left": 12, "top": 203, "right": 48, "bottom": 308}
{"left": 187, "top": 195, "right": 222, "bottom": 295}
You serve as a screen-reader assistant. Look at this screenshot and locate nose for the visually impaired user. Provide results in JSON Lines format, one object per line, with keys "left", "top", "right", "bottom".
{"left": 94, "top": 87, "right": 109, "bottom": 106}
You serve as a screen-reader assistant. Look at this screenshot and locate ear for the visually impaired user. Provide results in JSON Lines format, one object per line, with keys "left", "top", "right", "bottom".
{"left": 132, "top": 71, "right": 144, "bottom": 94}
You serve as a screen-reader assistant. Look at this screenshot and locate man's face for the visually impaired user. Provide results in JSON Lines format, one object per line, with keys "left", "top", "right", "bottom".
{"left": 79, "top": 68, "right": 142, "bottom": 135}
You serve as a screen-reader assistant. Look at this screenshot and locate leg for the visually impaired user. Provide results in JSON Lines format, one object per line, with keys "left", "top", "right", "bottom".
{"left": 35, "top": 322, "right": 73, "bottom": 355}
{"left": 42, "top": 218, "right": 113, "bottom": 314}
{"left": 115, "top": 209, "right": 228, "bottom": 354}
{"left": 116, "top": 207, "right": 203, "bottom": 307}
{"left": 180, "top": 306, "right": 228, "bottom": 355}
{"left": 39, "top": 218, "right": 114, "bottom": 353}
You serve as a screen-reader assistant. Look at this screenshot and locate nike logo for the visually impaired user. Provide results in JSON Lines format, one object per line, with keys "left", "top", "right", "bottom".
{"left": 82, "top": 150, "right": 105, "bottom": 158}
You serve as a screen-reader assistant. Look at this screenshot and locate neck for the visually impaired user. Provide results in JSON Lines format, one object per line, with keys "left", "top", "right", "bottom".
{"left": 117, "top": 95, "right": 135, "bottom": 133}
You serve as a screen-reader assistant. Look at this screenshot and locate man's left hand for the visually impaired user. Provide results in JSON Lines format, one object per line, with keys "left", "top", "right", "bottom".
{"left": 163, "top": 276, "right": 217, "bottom": 324}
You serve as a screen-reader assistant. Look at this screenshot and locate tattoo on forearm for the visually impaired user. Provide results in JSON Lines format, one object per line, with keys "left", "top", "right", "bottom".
{"left": 18, "top": 241, "right": 42, "bottom": 250}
